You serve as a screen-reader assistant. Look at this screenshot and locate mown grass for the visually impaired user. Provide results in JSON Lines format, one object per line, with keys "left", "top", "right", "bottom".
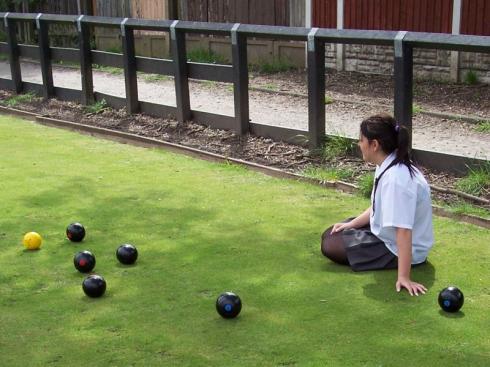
{"left": 435, "top": 200, "right": 490, "bottom": 220}
{"left": 0, "top": 115, "right": 489, "bottom": 367}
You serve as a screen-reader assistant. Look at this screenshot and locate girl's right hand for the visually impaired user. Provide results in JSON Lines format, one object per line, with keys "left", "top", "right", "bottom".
{"left": 330, "top": 221, "right": 353, "bottom": 234}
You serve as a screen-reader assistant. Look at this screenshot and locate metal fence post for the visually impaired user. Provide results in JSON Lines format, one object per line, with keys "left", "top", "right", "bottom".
{"left": 77, "top": 15, "right": 94, "bottom": 105}
{"left": 4, "top": 13, "right": 22, "bottom": 93}
{"left": 121, "top": 18, "right": 139, "bottom": 114}
{"left": 307, "top": 28, "right": 325, "bottom": 149}
{"left": 394, "top": 31, "right": 413, "bottom": 149}
{"left": 231, "top": 23, "right": 249, "bottom": 135}
{"left": 36, "top": 14, "right": 54, "bottom": 99}
{"left": 170, "top": 21, "right": 191, "bottom": 123}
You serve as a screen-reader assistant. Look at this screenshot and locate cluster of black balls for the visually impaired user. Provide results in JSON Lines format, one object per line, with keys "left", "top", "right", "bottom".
{"left": 68, "top": 223, "right": 243, "bottom": 318}
{"left": 68, "top": 222, "right": 242, "bottom": 318}
{"left": 68, "top": 222, "right": 138, "bottom": 298}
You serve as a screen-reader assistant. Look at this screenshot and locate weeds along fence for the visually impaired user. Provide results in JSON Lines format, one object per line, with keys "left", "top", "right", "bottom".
{"left": 0, "top": 12, "right": 489, "bottom": 173}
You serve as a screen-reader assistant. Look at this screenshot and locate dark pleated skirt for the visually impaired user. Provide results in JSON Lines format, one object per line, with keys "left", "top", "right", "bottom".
{"left": 321, "top": 220, "right": 398, "bottom": 272}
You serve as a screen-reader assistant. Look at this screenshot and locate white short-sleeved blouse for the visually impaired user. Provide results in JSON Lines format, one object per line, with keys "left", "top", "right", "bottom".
{"left": 369, "top": 152, "right": 434, "bottom": 264}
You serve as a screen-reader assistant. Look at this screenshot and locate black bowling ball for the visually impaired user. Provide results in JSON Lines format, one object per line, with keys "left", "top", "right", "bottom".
{"left": 66, "top": 222, "right": 85, "bottom": 242}
{"left": 116, "top": 244, "right": 138, "bottom": 265}
{"left": 74, "top": 250, "right": 96, "bottom": 273}
{"left": 82, "top": 274, "right": 106, "bottom": 298}
{"left": 216, "top": 292, "right": 242, "bottom": 319}
{"left": 438, "top": 286, "right": 464, "bottom": 313}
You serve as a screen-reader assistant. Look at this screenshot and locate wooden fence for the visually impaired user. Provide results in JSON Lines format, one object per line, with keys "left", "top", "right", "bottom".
{"left": 181, "top": 0, "right": 289, "bottom": 25}
{"left": 94, "top": 0, "right": 131, "bottom": 17}
{"left": 0, "top": 13, "right": 488, "bottom": 173}
{"left": 461, "top": 0, "right": 490, "bottom": 36}
{"left": 313, "top": 0, "right": 489, "bottom": 36}
{"left": 313, "top": 0, "right": 336, "bottom": 28}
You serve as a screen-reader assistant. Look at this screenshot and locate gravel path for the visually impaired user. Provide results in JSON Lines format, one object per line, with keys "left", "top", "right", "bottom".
{"left": 1, "top": 61, "right": 488, "bottom": 159}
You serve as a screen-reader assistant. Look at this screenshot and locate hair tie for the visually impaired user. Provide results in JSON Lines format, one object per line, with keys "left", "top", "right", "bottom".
{"left": 395, "top": 124, "right": 400, "bottom": 132}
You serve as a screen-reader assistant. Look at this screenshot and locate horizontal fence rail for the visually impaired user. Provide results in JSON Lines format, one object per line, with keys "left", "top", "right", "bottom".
{"left": 0, "top": 12, "right": 489, "bottom": 174}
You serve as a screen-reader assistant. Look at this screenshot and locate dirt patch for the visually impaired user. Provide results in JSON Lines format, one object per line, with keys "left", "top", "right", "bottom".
{"left": 1, "top": 89, "right": 488, "bottom": 217}
{"left": 250, "top": 70, "right": 490, "bottom": 119}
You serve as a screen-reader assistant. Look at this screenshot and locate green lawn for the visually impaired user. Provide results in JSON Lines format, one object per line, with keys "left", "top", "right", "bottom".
{"left": 0, "top": 115, "right": 488, "bottom": 366}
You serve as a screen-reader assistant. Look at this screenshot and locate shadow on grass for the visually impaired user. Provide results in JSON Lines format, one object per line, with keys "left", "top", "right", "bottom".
{"left": 362, "top": 261, "right": 436, "bottom": 301}
{"left": 438, "top": 309, "right": 465, "bottom": 318}
{"left": 319, "top": 251, "right": 437, "bottom": 301}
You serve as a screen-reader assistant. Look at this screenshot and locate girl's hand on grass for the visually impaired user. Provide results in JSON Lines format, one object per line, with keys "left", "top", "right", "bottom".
{"left": 331, "top": 222, "right": 353, "bottom": 234}
{"left": 396, "top": 277, "right": 427, "bottom": 296}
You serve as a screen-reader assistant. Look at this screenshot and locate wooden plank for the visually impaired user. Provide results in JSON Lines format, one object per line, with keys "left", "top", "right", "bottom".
{"left": 359, "top": 0, "right": 365, "bottom": 29}
{"left": 364, "top": 0, "right": 370, "bottom": 29}
{"left": 79, "top": 21, "right": 94, "bottom": 105}
{"left": 421, "top": 0, "right": 428, "bottom": 31}
{"left": 430, "top": 0, "right": 440, "bottom": 33}
{"left": 444, "top": 0, "right": 452, "bottom": 33}
{"left": 352, "top": 0, "right": 358, "bottom": 29}
{"left": 307, "top": 34, "right": 325, "bottom": 148}
{"left": 413, "top": 0, "right": 420, "bottom": 30}
{"left": 275, "top": 0, "right": 289, "bottom": 26}
{"left": 37, "top": 19, "right": 54, "bottom": 99}
{"left": 131, "top": 0, "right": 167, "bottom": 20}
{"left": 385, "top": 0, "right": 393, "bottom": 30}
{"left": 249, "top": 0, "right": 275, "bottom": 25}
{"left": 485, "top": 0, "right": 490, "bottom": 36}
{"left": 345, "top": 0, "right": 352, "bottom": 28}
{"left": 171, "top": 25, "right": 191, "bottom": 122}
{"left": 461, "top": 0, "right": 469, "bottom": 34}
{"left": 315, "top": 0, "right": 321, "bottom": 27}
{"left": 181, "top": 0, "right": 188, "bottom": 20}
{"left": 122, "top": 26, "right": 139, "bottom": 114}
{"left": 470, "top": 0, "right": 478, "bottom": 35}
{"left": 476, "top": 0, "right": 485, "bottom": 36}
{"left": 208, "top": 0, "right": 217, "bottom": 22}
{"left": 184, "top": 0, "right": 194, "bottom": 21}
{"left": 232, "top": 29, "right": 249, "bottom": 134}
{"left": 219, "top": 0, "right": 225, "bottom": 23}
{"left": 368, "top": 0, "right": 375, "bottom": 29}
{"left": 361, "top": 0, "right": 370, "bottom": 29}
{"left": 373, "top": 0, "right": 381, "bottom": 30}
{"left": 414, "top": 0, "right": 420, "bottom": 31}
{"left": 433, "top": 0, "right": 441, "bottom": 33}
{"left": 5, "top": 17, "right": 22, "bottom": 93}
{"left": 224, "top": 0, "right": 237, "bottom": 23}
{"left": 330, "top": 0, "right": 337, "bottom": 28}
{"left": 320, "top": 0, "right": 325, "bottom": 27}
{"left": 38, "top": 0, "right": 79, "bottom": 14}
{"left": 395, "top": 0, "right": 402, "bottom": 31}
{"left": 290, "top": 0, "right": 305, "bottom": 27}
{"left": 416, "top": 0, "right": 426, "bottom": 32}
{"left": 235, "top": 0, "right": 249, "bottom": 23}
{"left": 200, "top": 0, "right": 209, "bottom": 22}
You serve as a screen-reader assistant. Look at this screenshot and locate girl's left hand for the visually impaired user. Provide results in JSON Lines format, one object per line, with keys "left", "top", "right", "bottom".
{"left": 396, "top": 277, "right": 427, "bottom": 296}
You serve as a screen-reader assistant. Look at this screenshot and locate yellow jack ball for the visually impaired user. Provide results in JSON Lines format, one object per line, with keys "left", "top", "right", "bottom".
{"left": 23, "top": 232, "right": 42, "bottom": 250}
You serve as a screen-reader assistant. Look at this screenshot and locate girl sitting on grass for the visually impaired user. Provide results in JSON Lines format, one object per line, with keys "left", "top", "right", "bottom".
{"left": 321, "top": 113, "right": 434, "bottom": 296}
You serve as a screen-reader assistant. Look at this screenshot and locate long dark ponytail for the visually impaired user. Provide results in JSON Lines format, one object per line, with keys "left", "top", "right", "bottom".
{"left": 360, "top": 113, "right": 416, "bottom": 177}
